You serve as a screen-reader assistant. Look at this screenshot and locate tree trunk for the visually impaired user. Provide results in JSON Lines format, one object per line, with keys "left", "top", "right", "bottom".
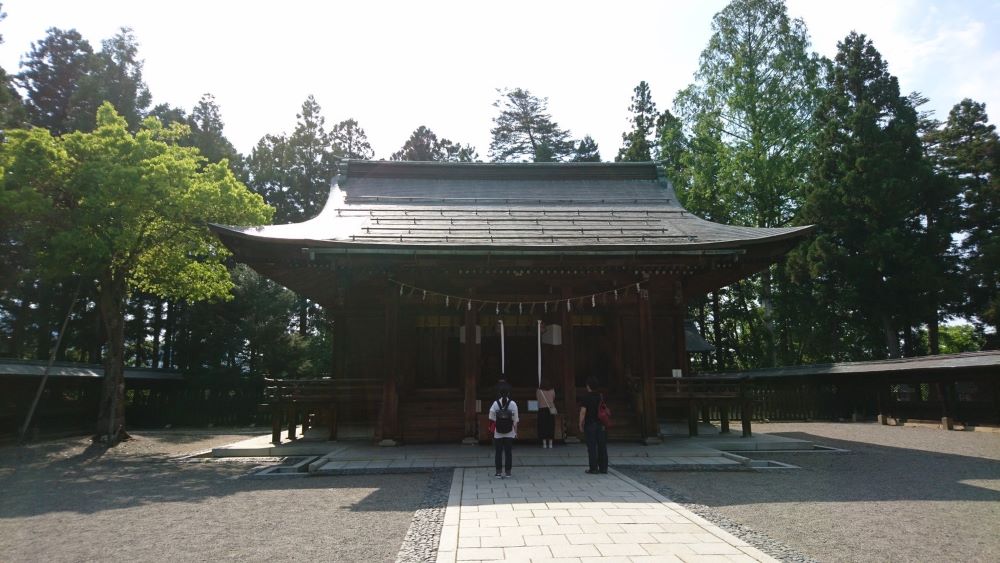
{"left": 881, "top": 313, "right": 900, "bottom": 359}
{"left": 11, "top": 288, "right": 30, "bottom": 358}
{"left": 163, "top": 300, "right": 175, "bottom": 369}
{"left": 712, "top": 290, "right": 724, "bottom": 370}
{"left": 151, "top": 298, "right": 163, "bottom": 368}
{"left": 760, "top": 268, "right": 777, "bottom": 367}
{"left": 35, "top": 283, "right": 52, "bottom": 360}
{"left": 928, "top": 313, "right": 940, "bottom": 355}
{"left": 298, "top": 297, "right": 308, "bottom": 336}
{"left": 96, "top": 273, "right": 129, "bottom": 445}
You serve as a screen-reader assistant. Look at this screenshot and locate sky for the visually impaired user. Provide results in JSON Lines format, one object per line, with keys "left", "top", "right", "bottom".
{"left": 2, "top": 0, "right": 999, "bottom": 160}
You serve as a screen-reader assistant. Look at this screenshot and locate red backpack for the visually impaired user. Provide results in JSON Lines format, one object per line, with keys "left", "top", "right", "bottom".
{"left": 598, "top": 394, "right": 613, "bottom": 428}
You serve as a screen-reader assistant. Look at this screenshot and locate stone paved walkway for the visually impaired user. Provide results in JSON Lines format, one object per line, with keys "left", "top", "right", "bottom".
{"left": 435, "top": 466, "right": 777, "bottom": 562}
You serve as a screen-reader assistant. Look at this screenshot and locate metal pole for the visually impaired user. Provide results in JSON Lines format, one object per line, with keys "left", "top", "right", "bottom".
{"left": 19, "top": 281, "right": 82, "bottom": 444}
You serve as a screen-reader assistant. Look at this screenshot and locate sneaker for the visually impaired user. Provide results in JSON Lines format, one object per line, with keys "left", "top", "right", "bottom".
{"left": 494, "top": 473, "right": 503, "bottom": 479}
{"left": 504, "top": 472, "right": 512, "bottom": 478}
{"left": 584, "top": 469, "right": 600, "bottom": 475}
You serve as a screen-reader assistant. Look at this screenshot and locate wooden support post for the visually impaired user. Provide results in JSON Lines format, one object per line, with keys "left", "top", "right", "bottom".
{"left": 720, "top": 404, "right": 730, "bottom": 434}
{"left": 287, "top": 404, "right": 297, "bottom": 440}
{"left": 379, "top": 286, "right": 400, "bottom": 445}
{"left": 637, "top": 289, "right": 660, "bottom": 443}
{"left": 688, "top": 400, "right": 699, "bottom": 437}
{"left": 271, "top": 403, "right": 282, "bottom": 444}
{"left": 938, "top": 381, "right": 954, "bottom": 430}
{"left": 561, "top": 288, "right": 579, "bottom": 443}
{"left": 327, "top": 404, "right": 338, "bottom": 441}
{"left": 740, "top": 382, "right": 753, "bottom": 438}
{"left": 462, "top": 302, "right": 479, "bottom": 444}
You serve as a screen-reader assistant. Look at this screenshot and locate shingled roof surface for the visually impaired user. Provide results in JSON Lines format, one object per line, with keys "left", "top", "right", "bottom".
{"left": 212, "top": 161, "right": 812, "bottom": 251}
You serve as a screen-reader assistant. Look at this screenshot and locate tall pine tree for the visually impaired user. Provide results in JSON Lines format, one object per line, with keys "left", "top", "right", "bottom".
{"left": 617, "top": 81, "right": 657, "bottom": 162}
{"left": 489, "top": 88, "right": 574, "bottom": 162}
{"left": 796, "top": 32, "right": 930, "bottom": 359}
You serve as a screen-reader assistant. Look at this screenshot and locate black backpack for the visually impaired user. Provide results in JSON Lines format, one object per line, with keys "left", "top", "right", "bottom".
{"left": 495, "top": 398, "right": 514, "bottom": 433}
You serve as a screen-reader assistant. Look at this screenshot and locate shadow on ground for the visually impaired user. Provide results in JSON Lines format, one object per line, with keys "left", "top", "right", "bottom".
{"left": 0, "top": 437, "right": 429, "bottom": 519}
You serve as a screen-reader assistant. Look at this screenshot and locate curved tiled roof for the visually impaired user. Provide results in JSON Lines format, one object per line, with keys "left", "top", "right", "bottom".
{"left": 212, "top": 160, "right": 812, "bottom": 252}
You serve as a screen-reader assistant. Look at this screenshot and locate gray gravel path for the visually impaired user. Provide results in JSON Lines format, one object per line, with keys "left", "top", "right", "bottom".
{"left": 0, "top": 431, "right": 428, "bottom": 562}
{"left": 642, "top": 422, "right": 1000, "bottom": 563}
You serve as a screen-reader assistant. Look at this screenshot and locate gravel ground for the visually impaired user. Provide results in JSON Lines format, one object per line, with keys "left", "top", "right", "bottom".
{"left": 642, "top": 422, "right": 1000, "bottom": 563}
{"left": 0, "top": 430, "right": 429, "bottom": 562}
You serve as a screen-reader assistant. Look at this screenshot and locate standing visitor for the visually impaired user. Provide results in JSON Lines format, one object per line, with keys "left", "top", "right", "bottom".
{"left": 579, "top": 376, "right": 608, "bottom": 474}
{"left": 536, "top": 378, "right": 556, "bottom": 448}
{"left": 489, "top": 385, "right": 518, "bottom": 478}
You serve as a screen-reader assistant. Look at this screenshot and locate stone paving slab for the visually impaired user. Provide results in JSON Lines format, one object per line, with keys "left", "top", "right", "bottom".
{"left": 433, "top": 466, "right": 778, "bottom": 563}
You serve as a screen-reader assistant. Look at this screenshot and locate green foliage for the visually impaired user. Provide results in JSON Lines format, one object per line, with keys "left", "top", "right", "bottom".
{"left": 927, "top": 99, "right": 1000, "bottom": 330}
{"left": 617, "top": 81, "right": 657, "bottom": 162}
{"left": 330, "top": 118, "right": 374, "bottom": 160}
{"left": 654, "top": 110, "right": 687, "bottom": 185}
{"left": 391, "top": 125, "right": 478, "bottom": 162}
{"left": 571, "top": 136, "right": 602, "bottom": 162}
{"left": 489, "top": 88, "right": 575, "bottom": 162}
{"left": 936, "top": 324, "right": 984, "bottom": 354}
{"left": 1, "top": 103, "right": 272, "bottom": 298}
{"left": 188, "top": 93, "right": 239, "bottom": 167}
{"left": 675, "top": 0, "right": 822, "bottom": 228}
{"left": 16, "top": 27, "right": 93, "bottom": 134}
{"left": 246, "top": 95, "right": 340, "bottom": 223}
{"left": 793, "top": 32, "right": 931, "bottom": 358}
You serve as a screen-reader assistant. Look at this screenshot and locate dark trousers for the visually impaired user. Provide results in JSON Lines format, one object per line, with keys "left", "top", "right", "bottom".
{"left": 584, "top": 422, "right": 608, "bottom": 472}
{"left": 494, "top": 437, "right": 513, "bottom": 473}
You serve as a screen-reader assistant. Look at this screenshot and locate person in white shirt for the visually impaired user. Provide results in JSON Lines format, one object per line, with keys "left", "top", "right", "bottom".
{"left": 488, "top": 387, "right": 519, "bottom": 478}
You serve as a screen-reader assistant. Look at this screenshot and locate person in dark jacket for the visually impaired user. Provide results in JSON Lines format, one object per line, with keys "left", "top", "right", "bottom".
{"left": 578, "top": 376, "right": 608, "bottom": 474}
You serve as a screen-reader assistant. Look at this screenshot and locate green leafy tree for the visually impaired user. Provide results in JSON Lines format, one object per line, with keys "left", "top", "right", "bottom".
{"left": 676, "top": 0, "right": 823, "bottom": 366}
{"left": 188, "top": 93, "right": 239, "bottom": 166}
{"left": 655, "top": 109, "right": 688, "bottom": 185}
{"left": 0, "top": 4, "right": 25, "bottom": 130}
{"left": 330, "top": 118, "right": 374, "bottom": 160}
{"left": 794, "top": 32, "right": 929, "bottom": 359}
{"left": 489, "top": 88, "right": 574, "bottom": 162}
{"left": 617, "top": 81, "right": 658, "bottom": 162}
{"left": 391, "top": 125, "right": 477, "bottom": 161}
{"left": 67, "top": 27, "right": 152, "bottom": 132}
{"left": 16, "top": 27, "right": 93, "bottom": 134}
{"left": 0, "top": 103, "right": 272, "bottom": 443}
{"left": 929, "top": 99, "right": 1000, "bottom": 331}
{"left": 571, "top": 136, "right": 601, "bottom": 162}
{"left": 247, "top": 96, "right": 339, "bottom": 223}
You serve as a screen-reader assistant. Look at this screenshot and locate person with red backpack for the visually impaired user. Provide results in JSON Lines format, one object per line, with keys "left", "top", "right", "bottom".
{"left": 578, "top": 376, "right": 609, "bottom": 474}
{"left": 489, "top": 385, "right": 518, "bottom": 478}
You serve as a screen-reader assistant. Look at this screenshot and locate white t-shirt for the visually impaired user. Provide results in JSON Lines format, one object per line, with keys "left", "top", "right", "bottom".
{"left": 489, "top": 398, "right": 519, "bottom": 439}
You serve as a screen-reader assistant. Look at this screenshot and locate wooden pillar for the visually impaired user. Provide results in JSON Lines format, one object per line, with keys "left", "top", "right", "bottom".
{"left": 637, "top": 289, "right": 660, "bottom": 443}
{"left": 462, "top": 303, "right": 479, "bottom": 444}
{"left": 560, "top": 288, "right": 578, "bottom": 443}
{"left": 740, "top": 381, "right": 753, "bottom": 437}
{"left": 378, "top": 286, "right": 400, "bottom": 445}
{"left": 270, "top": 403, "right": 282, "bottom": 444}
{"left": 938, "top": 380, "right": 954, "bottom": 430}
{"left": 719, "top": 404, "right": 730, "bottom": 434}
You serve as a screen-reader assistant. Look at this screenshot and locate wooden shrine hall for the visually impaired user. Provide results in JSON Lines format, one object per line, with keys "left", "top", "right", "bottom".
{"left": 210, "top": 160, "right": 813, "bottom": 444}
